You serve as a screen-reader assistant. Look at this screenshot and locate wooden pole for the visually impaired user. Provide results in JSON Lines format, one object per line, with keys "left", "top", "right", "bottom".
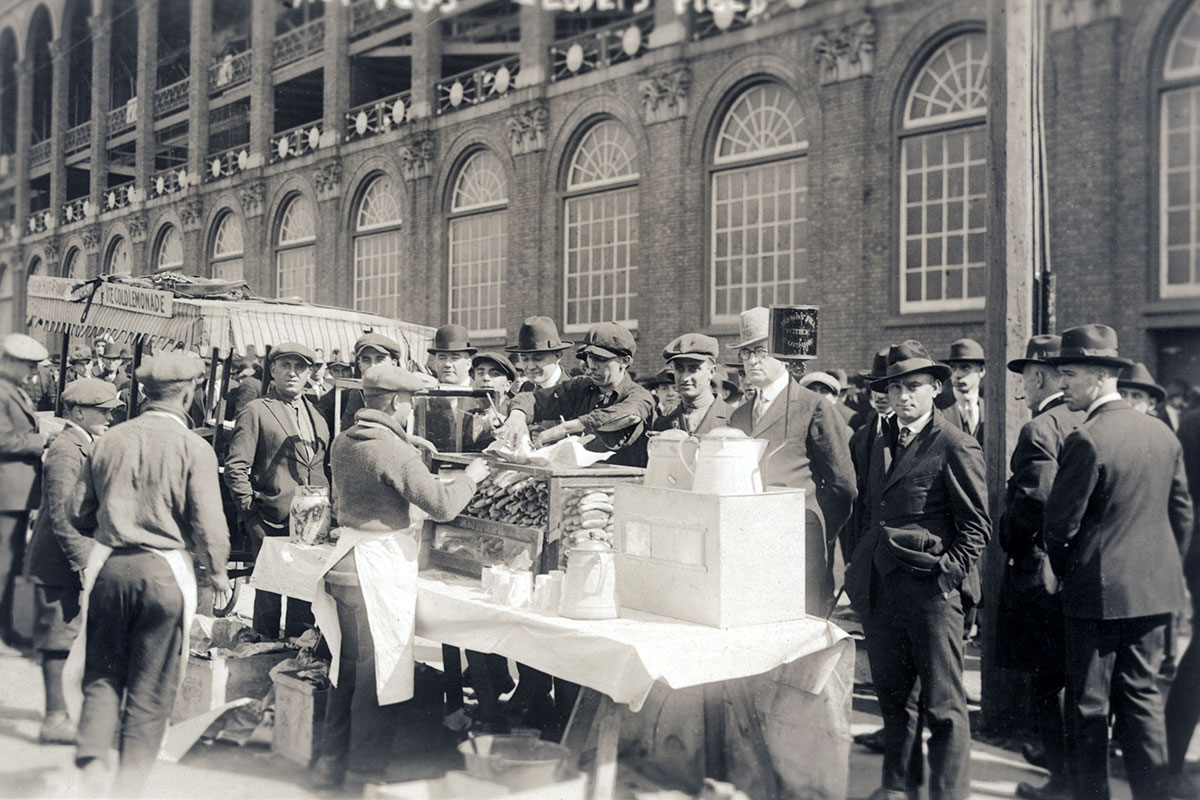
{"left": 981, "top": 0, "right": 1041, "bottom": 730}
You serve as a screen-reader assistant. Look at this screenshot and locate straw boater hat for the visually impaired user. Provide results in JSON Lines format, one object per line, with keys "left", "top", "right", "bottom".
{"left": 1118, "top": 362, "right": 1165, "bottom": 404}
{"left": 944, "top": 338, "right": 986, "bottom": 365}
{"left": 505, "top": 316, "right": 573, "bottom": 354}
{"left": 1044, "top": 324, "right": 1133, "bottom": 370}
{"left": 868, "top": 340, "right": 952, "bottom": 393}
{"left": 1006, "top": 334, "right": 1062, "bottom": 374}
{"left": 799, "top": 371, "right": 841, "bottom": 395}
{"left": 427, "top": 324, "right": 477, "bottom": 356}
{"left": 730, "top": 307, "right": 771, "bottom": 350}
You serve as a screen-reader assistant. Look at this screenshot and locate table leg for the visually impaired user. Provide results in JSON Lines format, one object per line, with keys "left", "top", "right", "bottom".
{"left": 560, "top": 688, "right": 622, "bottom": 800}
{"left": 724, "top": 681, "right": 780, "bottom": 800}
{"left": 703, "top": 682, "right": 727, "bottom": 781}
{"left": 442, "top": 644, "right": 464, "bottom": 715}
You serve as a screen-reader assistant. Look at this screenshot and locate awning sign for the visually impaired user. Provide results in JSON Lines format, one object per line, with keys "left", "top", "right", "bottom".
{"left": 26, "top": 276, "right": 76, "bottom": 301}
{"left": 101, "top": 283, "right": 174, "bottom": 318}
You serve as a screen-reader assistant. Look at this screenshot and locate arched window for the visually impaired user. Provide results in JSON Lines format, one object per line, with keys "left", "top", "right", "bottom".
{"left": 154, "top": 225, "right": 183, "bottom": 273}
{"left": 275, "top": 194, "right": 316, "bottom": 301}
{"left": 352, "top": 175, "right": 404, "bottom": 317}
{"left": 448, "top": 152, "right": 507, "bottom": 335}
{"left": 1160, "top": 1, "right": 1200, "bottom": 299}
{"left": 564, "top": 120, "right": 638, "bottom": 329}
{"left": 105, "top": 236, "right": 130, "bottom": 275}
{"left": 210, "top": 212, "right": 244, "bottom": 281}
{"left": 899, "top": 33, "right": 988, "bottom": 313}
{"left": 62, "top": 247, "right": 81, "bottom": 279}
{"left": 709, "top": 83, "right": 807, "bottom": 322}
{"left": 0, "top": 263, "right": 11, "bottom": 334}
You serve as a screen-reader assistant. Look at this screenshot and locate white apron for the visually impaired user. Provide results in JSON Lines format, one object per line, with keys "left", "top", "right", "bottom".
{"left": 311, "top": 525, "right": 421, "bottom": 706}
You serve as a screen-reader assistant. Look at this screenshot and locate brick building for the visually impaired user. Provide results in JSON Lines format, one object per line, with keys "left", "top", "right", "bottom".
{"left": 0, "top": 0, "right": 1196, "bottom": 384}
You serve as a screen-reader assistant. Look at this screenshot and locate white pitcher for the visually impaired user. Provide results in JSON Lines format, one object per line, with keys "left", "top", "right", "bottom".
{"left": 558, "top": 540, "right": 618, "bottom": 620}
{"left": 689, "top": 427, "right": 768, "bottom": 495}
{"left": 644, "top": 429, "right": 699, "bottom": 490}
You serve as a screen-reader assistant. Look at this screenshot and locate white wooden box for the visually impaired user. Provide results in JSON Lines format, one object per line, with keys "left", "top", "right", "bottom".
{"left": 613, "top": 484, "right": 807, "bottom": 628}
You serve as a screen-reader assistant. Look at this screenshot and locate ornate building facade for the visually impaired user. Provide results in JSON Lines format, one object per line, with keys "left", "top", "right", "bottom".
{"left": 0, "top": 0, "right": 1196, "bottom": 383}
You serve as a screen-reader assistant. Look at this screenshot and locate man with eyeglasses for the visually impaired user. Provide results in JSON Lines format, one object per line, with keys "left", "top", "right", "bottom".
{"left": 726, "top": 307, "right": 856, "bottom": 617}
{"left": 496, "top": 322, "right": 653, "bottom": 468}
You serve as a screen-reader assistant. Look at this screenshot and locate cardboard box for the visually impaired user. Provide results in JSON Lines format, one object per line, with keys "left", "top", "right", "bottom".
{"left": 614, "top": 484, "right": 807, "bottom": 627}
{"left": 271, "top": 669, "right": 330, "bottom": 766}
{"left": 364, "top": 769, "right": 586, "bottom": 800}
{"left": 171, "top": 650, "right": 293, "bottom": 723}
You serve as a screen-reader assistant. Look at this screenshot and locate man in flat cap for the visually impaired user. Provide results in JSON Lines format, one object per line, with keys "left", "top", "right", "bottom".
{"left": 0, "top": 333, "right": 50, "bottom": 651}
{"left": 506, "top": 316, "right": 572, "bottom": 394}
{"left": 653, "top": 333, "right": 733, "bottom": 435}
{"left": 66, "top": 345, "right": 93, "bottom": 383}
{"left": 994, "top": 335, "right": 1082, "bottom": 800}
{"left": 496, "top": 322, "right": 654, "bottom": 468}
{"left": 69, "top": 354, "right": 230, "bottom": 795}
{"left": 464, "top": 352, "right": 517, "bottom": 451}
{"left": 844, "top": 340, "right": 990, "bottom": 800}
{"left": 317, "top": 333, "right": 406, "bottom": 433}
{"left": 312, "top": 365, "right": 488, "bottom": 789}
{"left": 24, "top": 379, "right": 121, "bottom": 746}
{"left": 936, "top": 338, "right": 986, "bottom": 448}
{"left": 1044, "top": 324, "right": 1193, "bottom": 800}
{"left": 225, "top": 342, "right": 331, "bottom": 639}
{"left": 728, "top": 308, "right": 856, "bottom": 617}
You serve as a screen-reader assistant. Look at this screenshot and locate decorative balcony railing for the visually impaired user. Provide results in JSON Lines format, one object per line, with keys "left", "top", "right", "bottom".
{"left": 101, "top": 181, "right": 137, "bottom": 213}
{"left": 209, "top": 49, "right": 252, "bottom": 93}
{"left": 274, "top": 18, "right": 325, "bottom": 69}
{"left": 205, "top": 146, "right": 250, "bottom": 183}
{"left": 550, "top": 12, "right": 654, "bottom": 83}
{"left": 61, "top": 197, "right": 90, "bottom": 226}
{"left": 436, "top": 55, "right": 520, "bottom": 116}
{"left": 29, "top": 139, "right": 51, "bottom": 166}
{"left": 107, "top": 98, "right": 138, "bottom": 136}
{"left": 26, "top": 209, "right": 52, "bottom": 235}
{"left": 270, "top": 122, "right": 323, "bottom": 164}
{"left": 65, "top": 122, "right": 91, "bottom": 155}
{"left": 345, "top": 90, "right": 412, "bottom": 142}
{"left": 692, "top": 0, "right": 783, "bottom": 41}
{"left": 349, "top": 0, "right": 410, "bottom": 38}
{"left": 150, "top": 167, "right": 189, "bottom": 199}
{"left": 154, "top": 78, "right": 190, "bottom": 118}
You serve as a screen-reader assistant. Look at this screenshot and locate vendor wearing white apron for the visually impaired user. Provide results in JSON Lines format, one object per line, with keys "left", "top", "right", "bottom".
{"left": 311, "top": 364, "right": 489, "bottom": 789}
{"left": 66, "top": 354, "right": 231, "bottom": 797}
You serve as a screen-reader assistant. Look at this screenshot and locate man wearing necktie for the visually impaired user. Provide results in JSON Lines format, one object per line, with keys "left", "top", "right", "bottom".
{"left": 225, "top": 342, "right": 331, "bottom": 639}
{"left": 651, "top": 333, "right": 734, "bottom": 436}
{"left": 936, "top": 338, "right": 986, "bottom": 448}
{"left": 843, "top": 340, "right": 990, "bottom": 800}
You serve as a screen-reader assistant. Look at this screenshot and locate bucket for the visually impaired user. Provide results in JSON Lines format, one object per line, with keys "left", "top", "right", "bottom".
{"left": 457, "top": 734, "right": 572, "bottom": 790}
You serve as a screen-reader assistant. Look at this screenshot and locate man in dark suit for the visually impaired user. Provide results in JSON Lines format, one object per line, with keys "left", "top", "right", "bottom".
{"left": 0, "top": 333, "right": 50, "bottom": 653}
{"left": 652, "top": 333, "right": 734, "bottom": 435}
{"left": 1117, "top": 362, "right": 1166, "bottom": 417}
{"left": 936, "top": 338, "right": 986, "bottom": 448}
{"left": 225, "top": 342, "right": 331, "bottom": 639}
{"left": 506, "top": 316, "right": 572, "bottom": 395}
{"left": 728, "top": 307, "right": 856, "bottom": 617}
{"left": 846, "top": 348, "right": 895, "bottom": 564}
{"left": 994, "top": 335, "right": 1083, "bottom": 800}
{"left": 1044, "top": 324, "right": 1193, "bottom": 800}
{"left": 844, "top": 340, "right": 990, "bottom": 800}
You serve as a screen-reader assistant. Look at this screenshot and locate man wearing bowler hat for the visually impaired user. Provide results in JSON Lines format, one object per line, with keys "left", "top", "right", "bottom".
{"left": 936, "top": 338, "right": 987, "bottom": 448}
{"left": 652, "top": 334, "right": 733, "bottom": 435}
{"left": 728, "top": 307, "right": 856, "bottom": 617}
{"left": 225, "top": 342, "right": 331, "bottom": 639}
{"left": 995, "top": 335, "right": 1083, "bottom": 800}
{"left": 844, "top": 340, "right": 990, "bottom": 800}
{"left": 1117, "top": 362, "right": 1167, "bottom": 417}
{"left": 506, "top": 317, "right": 571, "bottom": 394}
{"left": 429, "top": 324, "right": 476, "bottom": 388}
{"left": 1044, "top": 324, "right": 1192, "bottom": 800}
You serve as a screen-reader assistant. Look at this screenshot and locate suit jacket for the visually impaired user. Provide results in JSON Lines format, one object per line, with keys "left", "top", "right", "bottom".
{"left": 844, "top": 409, "right": 991, "bottom": 613}
{"left": 1153, "top": 403, "right": 1178, "bottom": 431}
{"left": 729, "top": 380, "right": 856, "bottom": 540}
{"left": 651, "top": 396, "right": 734, "bottom": 436}
{"left": 26, "top": 366, "right": 58, "bottom": 413}
{"left": 0, "top": 374, "right": 43, "bottom": 511}
{"left": 227, "top": 376, "right": 263, "bottom": 422}
{"left": 1045, "top": 400, "right": 1193, "bottom": 620}
{"left": 845, "top": 412, "right": 896, "bottom": 560}
{"left": 224, "top": 393, "right": 331, "bottom": 525}
{"left": 26, "top": 424, "right": 93, "bottom": 587}
{"left": 937, "top": 392, "right": 985, "bottom": 449}
{"left": 1178, "top": 408, "right": 1200, "bottom": 591}
{"left": 833, "top": 401, "right": 856, "bottom": 427}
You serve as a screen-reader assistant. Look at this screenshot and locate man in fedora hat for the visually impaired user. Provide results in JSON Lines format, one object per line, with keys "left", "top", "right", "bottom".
{"left": 67, "top": 345, "right": 93, "bottom": 382}
{"left": 1044, "top": 324, "right": 1193, "bottom": 800}
{"left": 843, "top": 340, "right": 990, "bottom": 800}
{"left": 645, "top": 368, "right": 680, "bottom": 418}
{"left": 506, "top": 316, "right": 572, "bottom": 394}
{"left": 652, "top": 334, "right": 733, "bottom": 435}
{"left": 711, "top": 364, "right": 744, "bottom": 409}
{"left": 936, "top": 338, "right": 986, "bottom": 448}
{"left": 225, "top": 342, "right": 331, "bottom": 639}
{"left": 429, "top": 324, "right": 476, "bottom": 388}
{"left": 1117, "top": 362, "right": 1167, "bottom": 417}
{"left": 728, "top": 307, "right": 856, "bottom": 617}
{"left": 994, "top": 335, "right": 1083, "bottom": 800}
{"left": 846, "top": 348, "right": 898, "bottom": 577}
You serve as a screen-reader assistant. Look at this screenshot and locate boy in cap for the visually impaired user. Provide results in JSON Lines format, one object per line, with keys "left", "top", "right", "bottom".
{"left": 652, "top": 334, "right": 733, "bottom": 435}
{"left": 225, "top": 343, "right": 331, "bottom": 639}
{"left": 69, "top": 354, "right": 230, "bottom": 795}
{"left": 506, "top": 316, "right": 572, "bottom": 393}
{"left": 464, "top": 352, "right": 517, "bottom": 451}
{"left": 25, "top": 380, "right": 122, "bottom": 745}
{"left": 0, "top": 333, "right": 51, "bottom": 652}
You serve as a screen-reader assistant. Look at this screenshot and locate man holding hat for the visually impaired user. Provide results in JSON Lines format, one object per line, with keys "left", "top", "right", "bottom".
{"left": 497, "top": 322, "right": 653, "bottom": 468}
{"left": 1118, "top": 362, "right": 1167, "bottom": 417}
{"left": 317, "top": 333, "right": 405, "bottom": 433}
{"left": 1044, "top": 324, "right": 1193, "bottom": 800}
{"left": 653, "top": 334, "right": 733, "bottom": 435}
{"left": 936, "top": 338, "right": 987, "bottom": 448}
{"left": 312, "top": 364, "right": 488, "bottom": 788}
{"left": 0, "top": 333, "right": 51, "bottom": 651}
{"left": 843, "top": 340, "right": 990, "bottom": 800}
{"left": 994, "top": 335, "right": 1082, "bottom": 800}
{"left": 506, "top": 316, "right": 571, "bottom": 393}
{"left": 69, "top": 353, "right": 230, "bottom": 795}
{"left": 225, "top": 342, "right": 331, "bottom": 639}
{"left": 24, "top": 379, "right": 121, "bottom": 746}
{"left": 728, "top": 307, "right": 856, "bottom": 617}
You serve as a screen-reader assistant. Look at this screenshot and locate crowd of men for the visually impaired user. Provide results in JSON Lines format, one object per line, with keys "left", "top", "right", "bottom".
{"left": 0, "top": 306, "right": 1197, "bottom": 799}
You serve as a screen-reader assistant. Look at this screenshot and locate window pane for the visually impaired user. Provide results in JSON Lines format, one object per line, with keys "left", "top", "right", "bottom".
{"left": 903, "top": 33, "right": 988, "bottom": 129}
{"left": 568, "top": 121, "right": 638, "bottom": 189}
{"left": 715, "top": 84, "right": 806, "bottom": 164}
{"left": 1160, "top": 86, "right": 1200, "bottom": 296}
{"left": 357, "top": 175, "right": 404, "bottom": 230}
{"left": 449, "top": 211, "right": 507, "bottom": 332}
{"left": 452, "top": 152, "right": 508, "bottom": 212}
{"left": 354, "top": 229, "right": 405, "bottom": 317}
{"left": 277, "top": 244, "right": 316, "bottom": 302}
{"left": 565, "top": 188, "right": 638, "bottom": 326}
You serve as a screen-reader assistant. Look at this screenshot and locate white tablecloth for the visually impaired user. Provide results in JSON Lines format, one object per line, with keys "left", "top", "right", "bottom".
{"left": 251, "top": 538, "right": 851, "bottom": 712}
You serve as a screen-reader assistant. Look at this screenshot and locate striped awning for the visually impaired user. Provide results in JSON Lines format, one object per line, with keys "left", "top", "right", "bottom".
{"left": 26, "top": 293, "right": 204, "bottom": 350}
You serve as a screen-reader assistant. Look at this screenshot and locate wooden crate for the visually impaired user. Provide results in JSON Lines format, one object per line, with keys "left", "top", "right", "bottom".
{"left": 613, "top": 484, "right": 807, "bottom": 627}
{"left": 272, "top": 670, "right": 330, "bottom": 766}
{"left": 171, "top": 650, "right": 293, "bottom": 723}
